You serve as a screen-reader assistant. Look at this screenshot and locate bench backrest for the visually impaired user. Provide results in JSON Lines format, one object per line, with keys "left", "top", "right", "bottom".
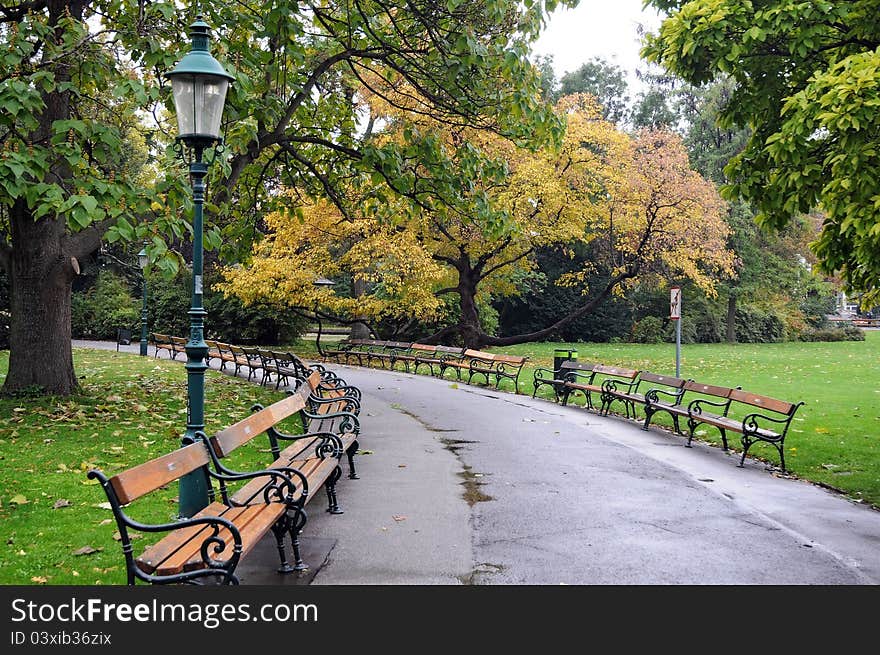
{"left": 435, "top": 345, "right": 465, "bottom": 355}
{"left": 638, "top": 372, "right": 687, "bottom": 389}
{"left": 209, "top": 392, "right": 308, "bottom": 458}
{"left": 464, "top": 348, "right": 494, "bottom": 361}
{"left": 592, "top": 364, "right": 639, "bottom": 380}
{"left": 560, "top": 361, "right": 596, "bottom": 374}
{"left": 728, "top": 389, "right": 800, "bottom": 415}
{"left": 411, "top": 343, "right": 437, "bottom": 353}
{"left": 108, "top": 443, "right": 210, "bottom": 505}
{"left": 384, "top": 341, "right": 412, "bottom": 349}
{"left": 494, "top": 354, "right": 527, "bottom": 365}
{"left": 683, "top": 381, "right": 736, "bottom": 398}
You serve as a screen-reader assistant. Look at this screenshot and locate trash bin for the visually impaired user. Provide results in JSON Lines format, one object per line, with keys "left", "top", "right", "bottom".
{"left": 553, "top": 348, "right": 578, "bottom": 380}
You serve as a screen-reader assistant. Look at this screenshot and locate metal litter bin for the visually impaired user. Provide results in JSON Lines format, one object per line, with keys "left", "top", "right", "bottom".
{"left": 553, "top": 348, "right": 578, "bottom": 380}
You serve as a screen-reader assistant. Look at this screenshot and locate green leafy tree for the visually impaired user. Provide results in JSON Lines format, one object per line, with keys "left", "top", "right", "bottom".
{"left": 643, "top": 0, "right": 880, "bottom": 306}
{"left": 0, "top": 0, "right": 575, "bottom": 395}
{"left": 556, "top": 56, "right": 630, "bottom": 123}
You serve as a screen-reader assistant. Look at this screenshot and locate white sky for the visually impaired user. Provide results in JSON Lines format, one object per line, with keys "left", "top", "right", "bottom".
{"left": 531, "top": 1, "right": 666, "bottom": 95}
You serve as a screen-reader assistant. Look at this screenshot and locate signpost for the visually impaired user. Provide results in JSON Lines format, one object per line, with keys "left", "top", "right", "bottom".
{"left": 670, "top": 287, "right": 682, "bottom": 376}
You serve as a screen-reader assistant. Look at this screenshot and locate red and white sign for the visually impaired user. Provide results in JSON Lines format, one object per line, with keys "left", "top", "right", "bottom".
{"left": 670, "top": 287, "right": 682, "bottom": 320}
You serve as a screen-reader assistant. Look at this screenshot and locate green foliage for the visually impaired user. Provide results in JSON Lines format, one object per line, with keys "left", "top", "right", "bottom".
{"left": 0, "top": 348, "right": 285, "bottom": 584}
{"left": 630, "top": 316, "right": 667, "bottom": 344}
{"left": 799, "top": 326, "right": 865, "bottom": 342}
{"left": 734, "top": 306, "right": 785, "bottom": 344}
{"left": 144, "top": 271, "right": 308, "bottom": 345}
{"left": 495, "top": 247, "right": 633, "bottom": 343}
{"left": 555, "top": 57, "right": 630, "bottom": 123}
{"left": 643, "top": 0, "right": 880, "bottom": 305}
{"left": 71, "top": 271, "right": 139, "bottom": 340}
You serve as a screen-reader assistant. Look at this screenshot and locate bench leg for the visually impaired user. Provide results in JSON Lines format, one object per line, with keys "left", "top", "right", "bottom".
{"left": 271, "top": 521, "right": 296, "bottom": 574}
{"left": 347, "top": 440, "right": 360, "bottom": 480}
{"left": 642, "top": 407, "right": 655, "bottom": 431}
{"left": 286, "top": 506, "right": 309, "bottom": 571}
{"left": 325, "top": 465, "right": 344, "bottom": 515}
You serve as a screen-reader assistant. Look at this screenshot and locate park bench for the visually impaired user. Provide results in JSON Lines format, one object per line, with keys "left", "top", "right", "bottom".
{"left": 413, "top": 344, "right": 465, "bottom": 376}
{"left": 681, "top": 386, "right": 804, "bottom": 471}
{"left": 367, "top": 340, "right": 413, "bottom": 370}
{"left": 169, "top": 336, "right": 188, "bottom": 360}
{"left": 205, "top": 340, "right": 238, "bottom": 372}
{"left": 391, "top": 343, "right": 435, "bottom": 373}
{"left": 438, "top": 348, "right": 486, "bottom": 381}
{"left": 602, "top": 371, "right": 689, "bottom": 422}
{"left": 561, "top": 364, "right": 640, "bottom": 412}
{"left": 532, "top": 361, "right": 597, "bottom": 402}
{"left": 203, "top": 384, "right": 359, "bottom": 570}
{"left": 88, "top": 441, "right": 306, "bottom": 585}
{"left": 466, "top": 352, "right": 528, "bottom": 393}
{"left": 225, "top": 344, "right": 253, "bottom": 378}
{"left": 150, "top": 333, "right": 174, "bottom": 359}
{"left": 323, "top": 338, "right": 373, "bottom": 366}
{"left": 641, "top": 379, "right": 729, "bottom": 435}
{"left": 240, "top": 346, "right": 268, "bottom": 385}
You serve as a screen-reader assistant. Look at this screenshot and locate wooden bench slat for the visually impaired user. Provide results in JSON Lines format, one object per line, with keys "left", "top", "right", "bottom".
{"left": 728, "top": 389, "right": 796, "bottom": 414}
{"left": 109, "top": 443, "right": 210, "bottom": 505}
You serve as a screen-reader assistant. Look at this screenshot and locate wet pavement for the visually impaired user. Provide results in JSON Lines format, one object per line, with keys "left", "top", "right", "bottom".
{"left": 75, "top": 340, "right": 880, "bottom": 585}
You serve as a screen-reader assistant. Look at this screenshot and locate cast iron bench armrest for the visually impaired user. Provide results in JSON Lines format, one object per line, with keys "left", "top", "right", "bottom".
{"left": 308, "top": 394, "right": 360, "bottom": 414}
{"left": 687, "top": 396, "right": 731, "bottom": 415}
{"left": 196, "top": 434, "right": 309, "bottom": 507}
{"left": 318, "top": 381, "right": 361, "bottom": 401}
{"left": 741, "top": 412, "right": 794, "bottom": 440}
{"left": 601, "top": 377, "right": 639, "bottom": 395}
{"left": 87, "top": 468, "right": 244, "bottom": 585}
{"left": 564, "top": 370, "right": 596, "bottom": 383}
{"left": 266, "top": 429, "right": 346, "bottom": 461}
{"left": 301, "top": 408, "right": 360, "bottom": 435}
{"left": 645, "top": 387, "right": 686, "bottom": 404}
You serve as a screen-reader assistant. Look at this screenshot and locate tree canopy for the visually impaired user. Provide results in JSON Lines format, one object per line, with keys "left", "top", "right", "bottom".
{"left": 643, "top": 0, "right": 880, "bottom": 305}
{"left": 0, "top": 0, "right": 576, "bottom": 394}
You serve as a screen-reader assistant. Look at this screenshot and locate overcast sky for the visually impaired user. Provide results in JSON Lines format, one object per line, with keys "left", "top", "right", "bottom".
{"left": 531, "top": 1, "right": 666, "bottom": 94}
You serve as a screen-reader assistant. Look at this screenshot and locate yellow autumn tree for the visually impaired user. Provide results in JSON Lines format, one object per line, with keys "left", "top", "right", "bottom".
{"left": 215, "top": 194, "right": 447, "bottom": 333}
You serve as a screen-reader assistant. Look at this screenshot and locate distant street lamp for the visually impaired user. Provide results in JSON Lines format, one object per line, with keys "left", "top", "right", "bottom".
{"left": 313, "top": 277, "right": 335, "bottom": 359}
{"left": 166, "top": 15, "right": 234, "bottom": 518}
{"left": 137, "top": 241, "right": 149, "bottom": 357}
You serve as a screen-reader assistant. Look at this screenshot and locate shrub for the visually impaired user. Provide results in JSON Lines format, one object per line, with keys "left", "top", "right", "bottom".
{"left": 734, "top": 305, "right": 784, "bottom": 343}
{"left": 798, "top": 326, "right": 865, "bottom": 342}
{"left": 145, "top": 270, "right": 308, "bottom": 345}
{"left": 71, "top": 271, "right": 139, "bottom": 340}
{"left": 630, "top": 316, "right": 667, "bottom": 343}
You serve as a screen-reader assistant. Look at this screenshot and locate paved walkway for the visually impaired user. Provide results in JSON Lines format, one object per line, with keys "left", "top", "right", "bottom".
{"left": 76, "top": 340, "right": 880, "bottom": 584}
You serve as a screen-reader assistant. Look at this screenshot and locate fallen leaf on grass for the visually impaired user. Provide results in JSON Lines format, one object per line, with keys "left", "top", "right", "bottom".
{"left": 72, "top": 546, "right": 101, "bottom": 556}
{"left": 92, "top": 502, "right": 112, "bottom": 510}
{"left": 52, "top": 499, "right": 71, "bottom": 510}
{"left": 31, "top": 576, "right": 48, "bottom": 584}
{"left": 9, "top": 494, "right": 27, "bottom": 505}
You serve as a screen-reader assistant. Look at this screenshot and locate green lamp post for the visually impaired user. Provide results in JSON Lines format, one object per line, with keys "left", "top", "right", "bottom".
{"left": 166, "top": 15, "right": 234, "bottom": 518}
{"left": 137, "top": 241, "right": 149, "bottom": 357}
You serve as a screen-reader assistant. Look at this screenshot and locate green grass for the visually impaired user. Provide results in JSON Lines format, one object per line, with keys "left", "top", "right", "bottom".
{"left": 0, "top": 349, "right": 286, "bottom": 585}
{"left": 2, "top": 334, "right": 879, "bottom": 584}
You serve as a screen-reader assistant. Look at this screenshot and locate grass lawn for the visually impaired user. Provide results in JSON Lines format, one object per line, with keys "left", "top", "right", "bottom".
{"left": 1, "top": 333, "right": 878, "bottom": 584}
{"left": 0, "top": 349, "right": 287, "bottom": 585}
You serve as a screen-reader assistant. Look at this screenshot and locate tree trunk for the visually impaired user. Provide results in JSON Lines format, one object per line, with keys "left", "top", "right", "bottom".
{"left": 456, "top": 266, "right": 486, "bottom": 349}
{"left": 726, "top": 293, "right": 737, "bottom": 343}
{"left": 348, "top": 277, "right": 371, "bottom": 339}
{"left": 2, "top": 202, "right": 79, "bottom": 395}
